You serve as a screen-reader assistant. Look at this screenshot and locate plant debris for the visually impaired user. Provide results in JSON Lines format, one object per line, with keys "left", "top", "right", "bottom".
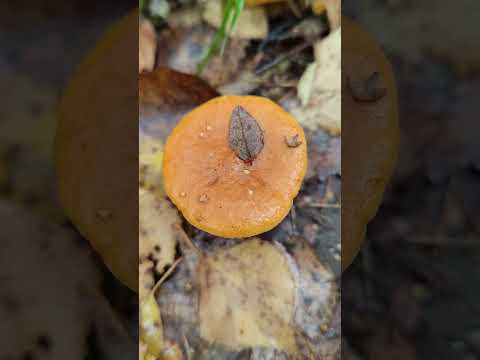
{"left": 228, "top": 105, "right": 265, "bottom": 162}
{"left": 292, "top": 27, "right": 341, "bottom": 135}
{"left": 139, "top": 188, "right": 180, "bottom": 277}
{"left": 140, "top": 18, "right": 157, "bottom": 73}
{"left": 157, "top": 235, "right": 338, "bottom": 359}
{"left": 285, "top": 134, "right": 303, "bottom": 148}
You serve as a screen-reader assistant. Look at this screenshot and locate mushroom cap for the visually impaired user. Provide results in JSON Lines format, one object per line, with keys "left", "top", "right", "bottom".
{"left": 342, "top": 16, "right": 400, "bottom": 271}
{"left": 55, "top": 9, "right": 139, "bottom": 291}
{"left": 163, "top": 96, "right": 307, "bottom": 238}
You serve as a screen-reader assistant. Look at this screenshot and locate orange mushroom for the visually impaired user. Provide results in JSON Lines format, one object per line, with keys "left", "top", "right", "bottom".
{"left": 342, "top": 17, "right": 400, "bottom": 271}
{"left": 163, "top": 96, "right": 307, "bottom": 238}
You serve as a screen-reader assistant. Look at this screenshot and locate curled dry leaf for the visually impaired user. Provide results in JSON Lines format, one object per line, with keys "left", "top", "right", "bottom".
{"left": 292, "top": 27, "right": 341, "bottom": 135}
{"left": 139, "top": 18, "right": 157, "bottom": 73}
{"left": 157, "top": 237, "right": 338, "bottom": 359}
{"left": 229, "top": 106, "right": 265, "bottom": 162}
{"left": 139, "top": 188, "right": 180, "bottom": 277}
{"left": 139, "top": 66, "right": 219, "bottom": 143}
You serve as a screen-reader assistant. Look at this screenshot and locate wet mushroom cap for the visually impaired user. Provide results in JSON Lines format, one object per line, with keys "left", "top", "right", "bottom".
{"left": 342, "top": 16, "right": 399, "bottom": 271}
{"left": 163, "top": 96, "right": 307, "bottom": 238}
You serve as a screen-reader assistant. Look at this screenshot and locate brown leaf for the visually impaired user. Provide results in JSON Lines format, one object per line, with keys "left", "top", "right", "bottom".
{"left": 228, "top": 106, "right": 264, "bottom": 162}
{"left": 139, "top": 66, "right": 219, "bottom": 143}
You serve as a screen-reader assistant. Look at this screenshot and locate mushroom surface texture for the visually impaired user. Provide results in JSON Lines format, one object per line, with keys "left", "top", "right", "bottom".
{"left": 163, "top": 96, "right": 307, "bottom": 238}
{"left": 55, "top": 9, "right": 138, "bottom": 291}
{"left": 342, "top": 16, "right": 400, "bottom": 271}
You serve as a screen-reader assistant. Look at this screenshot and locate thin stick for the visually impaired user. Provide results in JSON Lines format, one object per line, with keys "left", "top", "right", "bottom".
{"left": 150, "top": 256, "right": 183, "bottom": 296}
{"left": 309, "top": 203, "right": 341, "bottom": 208}
{"left": 255, "top": 42, "right": 312, "bottom": 75}
{"left": 174, "top": 223, "right": 203, "bottom": 256}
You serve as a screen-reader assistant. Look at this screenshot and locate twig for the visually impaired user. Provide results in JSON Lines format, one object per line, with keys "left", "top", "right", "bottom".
{"left": 174, "top": 223, "right": 203, "bottom": 256}
{"left": 255, "top": 42, "right": 312, "bottom": 75}
{"left": 183, "top": 335, "right": 193, "bottom": 360}
{"left": 309, "top": 203, "right": 341, "bottom": 208}
{"left": 151, "top": 256, "right": 183, "bottom": 295}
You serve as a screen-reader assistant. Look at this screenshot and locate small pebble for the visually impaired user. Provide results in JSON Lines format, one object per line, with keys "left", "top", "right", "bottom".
{"left": 199, "top": 132, "right": 205, "bottom": 138}
{"left": 206, "top": 125, "right": 212, "bottom": 131}
{"left": 199, "top": 194, "right": 208, "bottom": 203}
{"left": 243, "top": 169, "right": 250, "bottom": 175}
{"left": 248, "top": 189, "right": 254, "bottom": 195}
{"left": 180, "top": 192, "right": 186, "bottom": 197}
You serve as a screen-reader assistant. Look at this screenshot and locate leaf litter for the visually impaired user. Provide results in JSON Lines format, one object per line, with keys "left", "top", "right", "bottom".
{"left": 140, "top": 3, "right": 341, "bottom": 359}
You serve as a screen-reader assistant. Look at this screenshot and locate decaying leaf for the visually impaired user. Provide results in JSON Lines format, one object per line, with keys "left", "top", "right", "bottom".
{"left": 140, "top": 258, "right": 183, "bottom": 360}
{"left": 140, "top": 260, "right": 155, "bottom": 302}
{"left": 140, "top": 18, "right": 157, "bottom": 73}
{"left": 139, "top": 188, "right": 180, "bottom": 275}
{"left": 292, "top": 27, "right": 341, "bottom": 135}
{"left": 203, "top": 0, "right": 268, "bottom": 40}
{"left": 139, "top": 132, "right": 165, "bottom": 196}
{"left": 158, "top": 236, "right": 338, "bottom": 359}
{"left": 229, "top": 106, "right": 264, "bottom": 162}
{"left": 141, "top": 293, "right": 165, "bottom": 358}
{"left": 198, "top": 239, "right": 297, "bottom": 353}
{"left": 139, "top": 67, "right": 219, "bottom": 143}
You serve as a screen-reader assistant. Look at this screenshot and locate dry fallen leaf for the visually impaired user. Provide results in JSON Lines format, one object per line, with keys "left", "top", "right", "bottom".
{"left": 292, "top": 27, "right": 341, "bottom": 135}
{"left": 139, "top": 188, "right": 180, "bottom": 276}
{"left": 198, "top": 239, "right": 297, "bottom": 353}
{"left": 139, "top": 260, "right": 155, "bottom": 302}
{"left": 158, "top": 236, "right": 338, "bottom": 359}
{"left": 158, "top": 24, "right": 249, "bottom": 88}
{"left": 139, "top": 18, "right": 157, "bottom": 73}
{"left": 141, "top": 293, "right": 165, "bottom": 358}
{"left": 203, "top": 0, "right": 268, "bottom": 39}
{"left": 228, "top": 106, "right": 265, "bottom": 162}
{"left": 139, "top": 133, "right": 165, "bottom": 196}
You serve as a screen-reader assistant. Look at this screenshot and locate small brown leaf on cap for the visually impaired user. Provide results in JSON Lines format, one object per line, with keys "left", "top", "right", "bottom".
{"left": 348, "top": 72, "right": 387, "bottom": 102}
{"left": 229, "top": 106, "right": 264, "bottom": 162}
{"left": 285, "top": 134, "right": 302, "bottom": 148}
